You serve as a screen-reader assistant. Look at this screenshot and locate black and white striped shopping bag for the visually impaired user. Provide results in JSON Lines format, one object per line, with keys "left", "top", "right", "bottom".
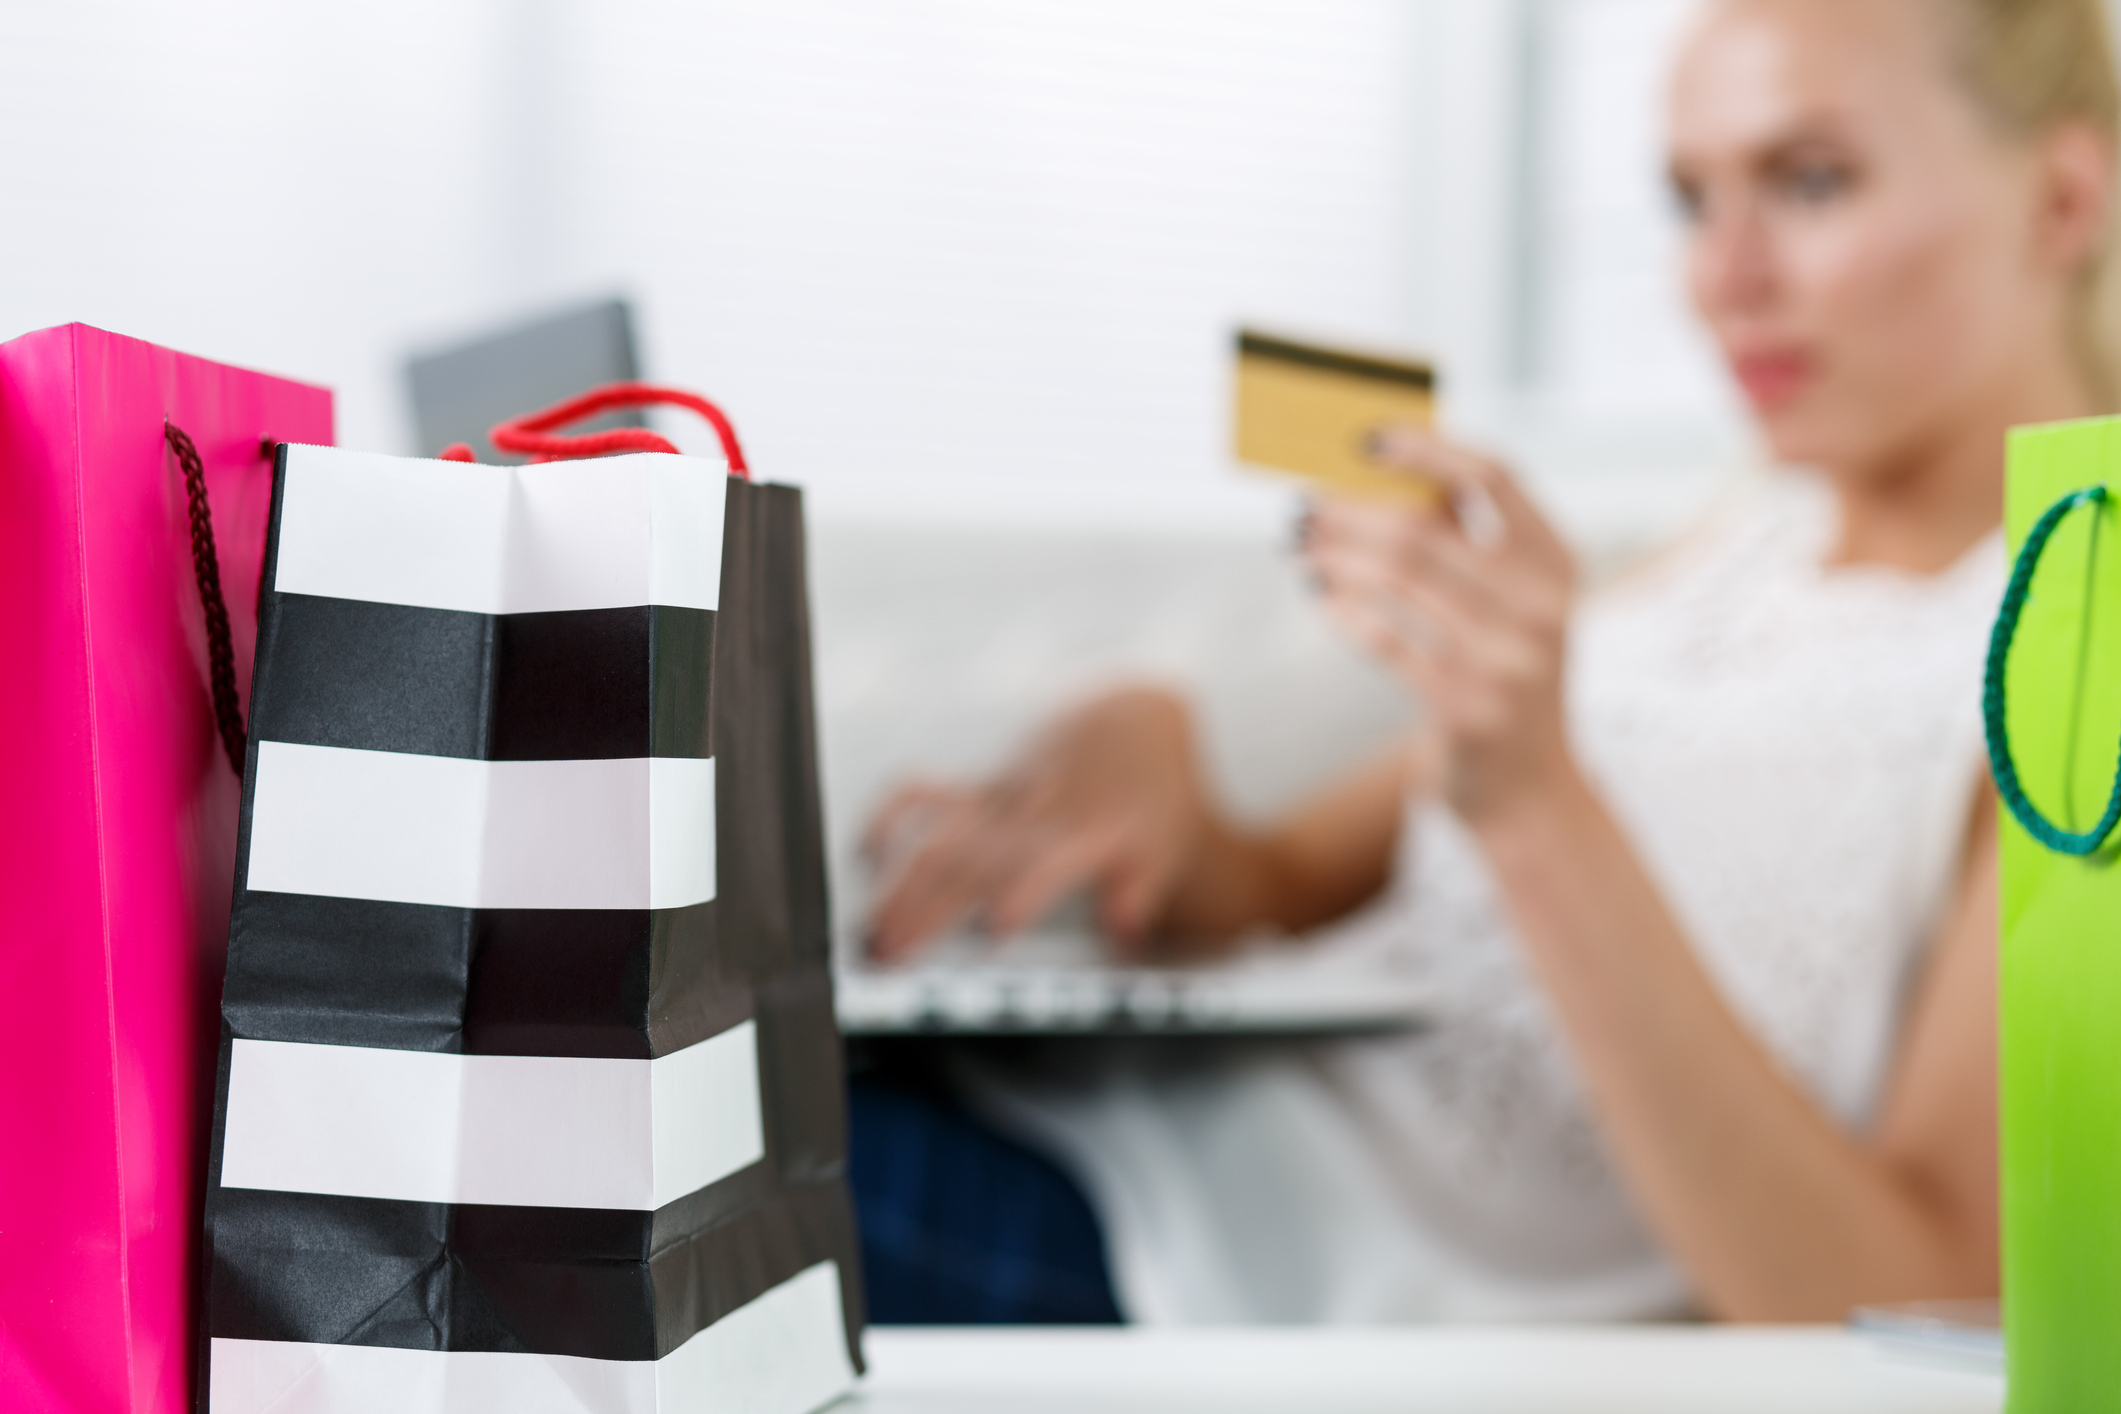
{"left": 200, "top": 387, "right": 862, "bottom": 1414}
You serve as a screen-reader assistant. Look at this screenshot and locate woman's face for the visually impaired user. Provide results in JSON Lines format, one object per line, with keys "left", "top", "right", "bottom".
{"left": 1669, "top": 0, "right": 2071, "bottom": 477}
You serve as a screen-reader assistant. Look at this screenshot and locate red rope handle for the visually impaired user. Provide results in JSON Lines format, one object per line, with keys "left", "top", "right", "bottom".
{"left": 487, "top": 381, "right": 750, "bottom": 477}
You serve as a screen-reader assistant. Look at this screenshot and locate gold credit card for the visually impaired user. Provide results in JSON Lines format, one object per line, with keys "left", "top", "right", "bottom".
{"left": 1233, "top": 328, "right": 1437, "bottom": 502}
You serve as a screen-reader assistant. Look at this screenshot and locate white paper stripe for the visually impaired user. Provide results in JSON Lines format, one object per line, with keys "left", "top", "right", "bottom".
{"left": 272, "top": 445, "right": 725, "bottom": 615}
{"left": 220, "top": 1023, "right": 762, "bottom": 1210}
{"left": 208, "top": 1261, "right": 855, "bottom": 1414}
{"left": 244, "top": 742, "right": 715, "bottom": 911}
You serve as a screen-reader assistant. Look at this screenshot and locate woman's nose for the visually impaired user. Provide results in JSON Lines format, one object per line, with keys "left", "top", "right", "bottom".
{"left": 1689, "top": 198, "right": 1780, "bottom": 320}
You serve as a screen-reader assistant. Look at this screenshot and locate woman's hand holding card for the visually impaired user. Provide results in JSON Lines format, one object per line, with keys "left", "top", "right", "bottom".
{"left": 1302, "top": 427, "right": 1580, "bottom": 829}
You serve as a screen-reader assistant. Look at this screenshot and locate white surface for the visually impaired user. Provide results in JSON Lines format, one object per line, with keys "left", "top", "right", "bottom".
{"left": 246, "top": 744, "right": 716, "bottom": 911}
{"left": 1850, "top": 1301, "right": 2003, "bottom": 1373}
{"left": 646, "top": 755, "right": 720, "bottom": 910}
{"left": 661, "top": 1261, "right": 857, "bottom": 1414}
{"left": 220, "top": 1023, "right": 761, "bottom": 1209}
{"left": 650, "top": 1023, "right": 766, "bottom": 1210}
{"left": 853, "top": 1327, "right": 2003, "bottom": 1414}
{"left": 274, "top": 448, "right": 725, "bottom": 614}
{"left": 207, "top": 1260, "right": 853, "bottom": 1414}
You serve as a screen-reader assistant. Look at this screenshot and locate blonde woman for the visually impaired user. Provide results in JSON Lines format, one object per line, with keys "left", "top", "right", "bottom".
{"left": 853, "top": 0, "right": 2118, "bottom": 1323}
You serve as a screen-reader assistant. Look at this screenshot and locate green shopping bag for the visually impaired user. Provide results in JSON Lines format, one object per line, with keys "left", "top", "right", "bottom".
{"left": 1993, "top": 416, "right": 2121, "bottom": 1409}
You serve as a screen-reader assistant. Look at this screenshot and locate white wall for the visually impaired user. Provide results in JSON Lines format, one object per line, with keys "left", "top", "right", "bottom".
{"left": 0, "top": 0, "right": 529, "bottom": 454}
{"left": 538, "top": 0, "right": 1439, "bottom": 527}
{"left": 1504, "top": 0, "right": 1748, "bottom": 555}
{"left": 1, "top": 0, "right": 1746, "bottom": 543}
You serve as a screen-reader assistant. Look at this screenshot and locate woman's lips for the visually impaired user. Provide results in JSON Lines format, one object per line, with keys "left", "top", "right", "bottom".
{"left": 1731, "top": 351, "right": 1814, "bottom": 409}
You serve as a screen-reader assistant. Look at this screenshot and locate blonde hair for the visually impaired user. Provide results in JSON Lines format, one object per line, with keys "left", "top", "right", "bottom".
{"left": 1942, "top": 0, "right": 2121, "bottom": 404}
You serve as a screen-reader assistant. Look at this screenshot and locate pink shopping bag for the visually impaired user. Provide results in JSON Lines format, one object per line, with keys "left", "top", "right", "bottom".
{"left": 0, "top": 324, "right": 332, "bottom": 1414}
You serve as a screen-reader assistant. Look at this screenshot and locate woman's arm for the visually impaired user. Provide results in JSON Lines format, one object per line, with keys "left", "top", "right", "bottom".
{"left": 1481, "top": 771, "right": 1997, "bottom": 1318}
{"left": 1163, "top": 732, "right": 1412, "bottom": 944}
{"left": 863, "top": 685, "right": 1411, "bottom": 961}
{"left": 1306, "top": 428, "right": 1998, "bottom": 1319}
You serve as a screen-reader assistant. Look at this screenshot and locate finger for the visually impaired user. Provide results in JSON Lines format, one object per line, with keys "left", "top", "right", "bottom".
{"left": 1454, "top": 454, "right": 1558, "bottom": 556}
{"left": 984, "top": 826, "right": 1125, "bottom": 938}
{"left": 1305, "top": 495, "right": 1441, "bottom": 554}
{"left": 1306, "top": 504, "right": 1516, "bottom": 623}
{"left": 870, "top": 776, "right": 1099, "bottom": 958}
{"left": 865, "top": 865, "right": 973, "bottom": 962}
{"left": 1353, "top": 566, "right": 1522, "bottom": 681}
{"left": 1316, "top": 558, "right": 1533, "bottom": 724}
{"left": 1311, "top": 546, "right": 1448, "bottom": 659}
{"left": 1366, "top": 425, "right": 1495, "bottom": 488}
{"left": 1368, "top": 428, "right": 1567, "bottom": 563}
{"left": 1394, "top": 509, "right": 1564, "bottom": 628}
{"left": 1320, "top": 587, "right": 1463, "bottom": 713}
{"left": 1303, "top": 497, "right": 1447, "bottom": 580}
{"left": 865, "top": 816, "right": 1012, "bottom": 961}
{"left": 1099, "top": 850, "right": 1176, "bottom": 956}
{"left": 1371, "top": 434, "right": 1508, "bottom": 550}
{"left": 1312, "top": 483, "right": 1569, "bottom": 636}
{"left": 862, "top": 782, "right": 970, "bottom": 860}
{"left": 1310, "top": 553, "right": 1453, "bottom": 674}
{"left": 1358, "top": 421, "right": 1452, "bottom": 500}
{"left": 1309, "top": 537, "right": 1517, "bottom": 653}
{"left": 1391, "top": 575, "right": 1544, "bottom": 684}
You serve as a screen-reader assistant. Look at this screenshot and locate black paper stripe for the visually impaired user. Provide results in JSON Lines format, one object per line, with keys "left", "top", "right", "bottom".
{"left": 218, "top": 894, "right": 844, "bottom": 1078}
{"left": 248, "top": 593, "right": 713, "bottom": 761}
{"left": 222, "top": 893, "right": 725, "bottom": 1059}
{"left": 207, "top": 1179, "right": 863, "bottom": 1365}
{"left": 221, "top": 894, "right": 844, "bottom": 1069}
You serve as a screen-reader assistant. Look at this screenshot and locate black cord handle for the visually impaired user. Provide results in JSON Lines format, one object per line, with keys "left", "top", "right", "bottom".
{"left": 165, "top": 421, "right": 247, "bottom": 776}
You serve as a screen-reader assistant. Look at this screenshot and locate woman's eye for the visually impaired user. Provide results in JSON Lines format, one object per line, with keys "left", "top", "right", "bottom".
{"left": 1668, "top": 177, "right": 1706, "bottom": 224}
{"left": 1776, "top": 161, "right": 1853, "bottom": 206}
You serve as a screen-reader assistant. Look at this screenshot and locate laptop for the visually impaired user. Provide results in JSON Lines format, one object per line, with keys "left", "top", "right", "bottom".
{"left": 810, "top": 520, "right": 1435, "bottom": 1039}
{"left": 405, "top": 298, "right": 644, "bottom": 462}
{"left": 834, "top": 928, "right": 1434, "bottom": 1037}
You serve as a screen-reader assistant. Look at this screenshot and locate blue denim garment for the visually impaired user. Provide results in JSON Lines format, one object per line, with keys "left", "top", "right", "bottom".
{"left": 848, "top": 1070, "right": 1122, "bottom": 1324}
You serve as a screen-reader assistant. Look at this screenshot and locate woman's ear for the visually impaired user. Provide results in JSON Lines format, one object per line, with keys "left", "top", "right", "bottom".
{"left": 2033, "top": 119, "right": 2116, "bottom": 277}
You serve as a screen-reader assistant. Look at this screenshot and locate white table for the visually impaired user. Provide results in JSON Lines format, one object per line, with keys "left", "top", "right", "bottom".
{"left": 852, "top": 1327, "right": 2002, "bottom": 1413}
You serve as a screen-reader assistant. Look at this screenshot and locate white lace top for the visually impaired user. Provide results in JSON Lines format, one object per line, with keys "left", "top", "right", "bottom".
{"left": 969, "top": 474, "right": 2006, "bottom": 1323}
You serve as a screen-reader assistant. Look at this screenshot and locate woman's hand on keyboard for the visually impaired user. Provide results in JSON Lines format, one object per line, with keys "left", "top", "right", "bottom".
{"left": 860, "top": 686, "right": 1227, "bottom": 964}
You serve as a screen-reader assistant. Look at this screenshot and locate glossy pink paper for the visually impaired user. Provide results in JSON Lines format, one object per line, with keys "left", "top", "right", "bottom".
{"left": 0, "top": 325, "right": 332, "bottom": 1414}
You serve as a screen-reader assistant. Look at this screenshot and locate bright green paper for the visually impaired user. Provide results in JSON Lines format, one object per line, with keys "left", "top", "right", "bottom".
{"left": 2002, "top": 416, "right": 2121, "bottom": 1411}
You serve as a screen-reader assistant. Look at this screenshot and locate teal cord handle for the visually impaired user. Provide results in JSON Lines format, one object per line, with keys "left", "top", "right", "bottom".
{"left": 1984, "top": 483, "right": 2121, "bottom": 855}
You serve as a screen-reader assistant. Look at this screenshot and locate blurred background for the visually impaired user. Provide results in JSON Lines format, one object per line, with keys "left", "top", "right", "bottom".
{"left": 1, "top": 0, "right": 1761, "bottom": 929}
{"left": 0, "top": 0, "right": 1744, "bottom": 546}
